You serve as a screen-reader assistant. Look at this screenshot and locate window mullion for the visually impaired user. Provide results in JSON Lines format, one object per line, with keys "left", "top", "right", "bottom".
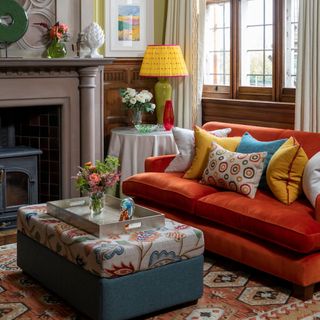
{"left": 273, "top": 0, "right": 282, "bottom": 101}
{"left": 231, "top": 0, "right": 239, "bottom": 98}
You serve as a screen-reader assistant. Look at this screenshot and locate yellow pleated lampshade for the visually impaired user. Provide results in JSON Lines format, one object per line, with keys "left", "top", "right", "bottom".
{"left": 139, "top": 45, "right": 189, "bottom": 77}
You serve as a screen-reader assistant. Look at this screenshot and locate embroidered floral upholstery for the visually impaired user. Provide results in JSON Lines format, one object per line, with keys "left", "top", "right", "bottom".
{"left": 17, "top": 204, "right": 204, "bottom": 278}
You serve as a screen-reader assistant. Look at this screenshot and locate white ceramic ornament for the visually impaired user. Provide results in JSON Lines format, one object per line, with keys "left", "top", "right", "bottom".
{"left": 83, "top": 22, "right": 105, "bottom": 58}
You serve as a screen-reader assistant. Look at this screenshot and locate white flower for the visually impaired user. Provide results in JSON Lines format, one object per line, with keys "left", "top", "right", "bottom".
{"left": 130, "top": 98, "right": 137, "bottom": 105}
{"left": 141, "top": 90, "right": 153, "bottom": 100}
{"left": 150, "top": 103, "right": 156, "bottom": 110}
{"left": 127, "top": 88, "right": 137, "bottom": 98}
{"left": 136, "top": 93, "right": 146, "bottom": 103}
{"left": 122, "top": 97, "right": 127, "bottom": 103}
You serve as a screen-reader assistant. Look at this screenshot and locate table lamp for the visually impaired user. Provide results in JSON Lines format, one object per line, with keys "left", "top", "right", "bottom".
{"left": 139, "top": 45, "right": 188, "bottom": 124}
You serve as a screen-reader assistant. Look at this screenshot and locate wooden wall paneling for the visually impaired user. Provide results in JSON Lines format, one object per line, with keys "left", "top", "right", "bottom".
{"left": 103, "top": 59, "right": 157, "bottom": 154}
{"left": 202, "top": 98, "right": 295, "bottom": 129}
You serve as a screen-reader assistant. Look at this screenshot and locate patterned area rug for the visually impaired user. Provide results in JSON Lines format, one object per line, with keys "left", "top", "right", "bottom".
{"left": 1, "top": 244, "right": 320, "bottom": 320}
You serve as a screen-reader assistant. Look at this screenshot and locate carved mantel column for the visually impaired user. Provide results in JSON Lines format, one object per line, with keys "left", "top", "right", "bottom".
{"left": 78, "top": 66, "right": 102, "bottom": 163}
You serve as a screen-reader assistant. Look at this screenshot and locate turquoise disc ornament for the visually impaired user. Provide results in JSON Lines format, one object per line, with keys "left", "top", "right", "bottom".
{"left": 0, "top": 0, "right": 28, "bottom": 43}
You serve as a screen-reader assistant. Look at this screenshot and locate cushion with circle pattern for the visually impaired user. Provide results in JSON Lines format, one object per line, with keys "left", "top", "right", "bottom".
{"left": 202, "top": 142, "right": 267, "bottom": 199}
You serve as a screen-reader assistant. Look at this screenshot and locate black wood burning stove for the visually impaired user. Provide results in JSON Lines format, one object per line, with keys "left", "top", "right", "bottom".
{"left": 0, "top": 147, "right": 42, "bottom": 229}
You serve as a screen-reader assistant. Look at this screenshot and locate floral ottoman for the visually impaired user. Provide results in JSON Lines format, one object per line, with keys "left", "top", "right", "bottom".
{"left": 16, "top": 204, "right": 204, "bottom": 320}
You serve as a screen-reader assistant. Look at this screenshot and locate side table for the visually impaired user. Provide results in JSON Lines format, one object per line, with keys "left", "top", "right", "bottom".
{"left": 108, "top": 127, "right": 178, "bottom": 183}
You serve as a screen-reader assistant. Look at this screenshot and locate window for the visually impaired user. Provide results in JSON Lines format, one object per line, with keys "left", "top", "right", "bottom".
{"left": 241, "top": 0, "right": 273, "bottom": 87}
{"left": 204, "top": 0, "right": 299, "bottom": 101}
{"left": 204, "top": 0, "right": 231, "bottom": 86}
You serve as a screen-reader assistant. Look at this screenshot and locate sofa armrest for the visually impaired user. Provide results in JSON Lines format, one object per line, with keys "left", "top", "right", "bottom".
{"left": 145, "top": 155, "right": 176, "bottom": 172}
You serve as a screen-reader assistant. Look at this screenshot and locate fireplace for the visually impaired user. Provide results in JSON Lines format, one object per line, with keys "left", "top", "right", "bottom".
{"left": 0, "top": 106, "right": 61, "bottom": 202}
{"left": 0, "top": 58, "right": 113, "bottom": 201}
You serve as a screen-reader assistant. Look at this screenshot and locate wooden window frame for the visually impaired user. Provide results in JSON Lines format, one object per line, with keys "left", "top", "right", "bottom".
{"left": 203, "top": 0, "right": 295, "bottom": 103}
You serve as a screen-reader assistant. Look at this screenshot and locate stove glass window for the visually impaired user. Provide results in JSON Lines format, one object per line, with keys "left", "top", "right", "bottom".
{"left": 6, "top": 172, "right": 28, "bottom": 207}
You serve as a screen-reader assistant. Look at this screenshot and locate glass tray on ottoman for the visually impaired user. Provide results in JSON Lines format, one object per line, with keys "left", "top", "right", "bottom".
{"left": 46, "top": 195, "right": 165, "bottom": 237}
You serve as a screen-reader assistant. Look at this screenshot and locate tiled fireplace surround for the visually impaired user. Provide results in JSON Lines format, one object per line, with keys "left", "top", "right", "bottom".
{"left": 0, "top": 59, "right": 112, "bottom": 200}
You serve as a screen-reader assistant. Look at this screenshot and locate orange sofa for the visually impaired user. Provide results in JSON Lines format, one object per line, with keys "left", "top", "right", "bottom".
{"left": 122, "top": 122, "right": 320, "bottom": 299}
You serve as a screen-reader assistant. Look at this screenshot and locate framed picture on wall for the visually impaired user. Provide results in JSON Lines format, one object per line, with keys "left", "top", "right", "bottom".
{"left": 104, "top": 0, "right": 154, "bottom": 57}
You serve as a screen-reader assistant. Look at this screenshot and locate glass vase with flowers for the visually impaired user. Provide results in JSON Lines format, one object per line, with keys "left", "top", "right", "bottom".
{"left": 120, "top": 88, "right": 156, "bottom": 128}
{"left": 35, "top": 21, "right": 70, "bottom": 58}
{"left": 74, "top": 156, "right": 120, "bottom": 219}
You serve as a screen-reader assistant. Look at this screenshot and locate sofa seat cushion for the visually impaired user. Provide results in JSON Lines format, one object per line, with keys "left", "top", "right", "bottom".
{"left": 123, "top": 172, "right": 218, "bottom": 214}
{"left": 196, "top": 191, "right": 320, "bottom": 253}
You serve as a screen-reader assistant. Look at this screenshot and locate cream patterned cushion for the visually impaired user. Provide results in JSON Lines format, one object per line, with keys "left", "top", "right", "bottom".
{"left": 202, "top": 142, "right": 267, "bottom": 199}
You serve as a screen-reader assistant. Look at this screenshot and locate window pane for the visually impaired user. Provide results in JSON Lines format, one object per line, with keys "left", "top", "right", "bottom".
{"left": 248, "top": 51, "right": 264, "bottom": 74}
{"left": 241, "top": 0, "right": 273, "bottom": 87}
{"left": 204, "top": 1, "right": 231, "bottom": 86}
{"left": 265, "top": 26, "right": 273, "bottom": 49}
{"left": 265, "top": 51, "right": 273, "bottom": 75}
{"left": 265, "top": 0, "right": 273, "bottom": 25}
{"left": 284, "top": 0, "right": 299, "bottom": 88}
{"left": 246, "top": 0, "right": 264, "bottom": 25}
{"left": 246, "top": 26, "right": 264, "bottom": 49}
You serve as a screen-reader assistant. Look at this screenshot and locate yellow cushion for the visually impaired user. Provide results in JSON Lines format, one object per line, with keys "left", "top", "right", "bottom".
{"left": 184, "top": 126, "right": 241, "bottom": 179}
{"left": 266, "top": 137, "right": 308, "bottom": 205}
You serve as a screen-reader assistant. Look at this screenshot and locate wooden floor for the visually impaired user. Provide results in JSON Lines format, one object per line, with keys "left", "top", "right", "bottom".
{"left": 0, "top": 229, "right": 17, "bottom": 245}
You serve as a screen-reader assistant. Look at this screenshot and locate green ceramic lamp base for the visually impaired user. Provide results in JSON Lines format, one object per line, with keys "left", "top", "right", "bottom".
{"left": 155, "top": 78, "right": 172, "bottom": 124}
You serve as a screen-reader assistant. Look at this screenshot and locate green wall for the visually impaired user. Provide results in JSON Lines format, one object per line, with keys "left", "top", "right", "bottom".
{"left": 94, "top": 0, "right": 167, "bottom": 52}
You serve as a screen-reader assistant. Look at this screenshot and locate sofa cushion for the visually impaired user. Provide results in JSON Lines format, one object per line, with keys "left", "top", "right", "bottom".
{"left": 303, "top": 152, "right": 320, "bottom": 211}
{"left": 165, "top": 127, "right": 231, "bottom": 173}
{"left": 202, "top": 142, "right": 267, "bottom": 199}
{"left": 236, "top": 132, "right": 287, "bottom": 189}
{"left": 122, "top": 172, "right": 218, "bottom": 214}
{"left": 195, "top": 190, "right": 320, "bottom": 253}
{"left": 184, "top": 126, "right": 241, "bottom": 180}
{"left": 267, "top": 137, "right": 308, "bottom": 205}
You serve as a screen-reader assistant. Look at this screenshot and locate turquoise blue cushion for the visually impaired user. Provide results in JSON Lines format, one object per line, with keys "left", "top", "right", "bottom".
{"left": 237, "top": 132, "right": 287, "bottom": 189}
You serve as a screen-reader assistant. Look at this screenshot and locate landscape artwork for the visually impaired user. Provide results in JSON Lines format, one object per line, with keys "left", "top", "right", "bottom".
{"left": 118, "top": 5, "right": 140, "bottom": 41}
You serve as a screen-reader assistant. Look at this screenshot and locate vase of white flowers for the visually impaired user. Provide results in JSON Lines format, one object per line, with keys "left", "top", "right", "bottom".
{"left": 120, "top": 88, "right": 156, "bottom": 125}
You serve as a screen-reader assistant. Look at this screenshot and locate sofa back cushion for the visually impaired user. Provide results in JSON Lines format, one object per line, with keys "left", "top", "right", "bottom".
{"left": 165, "top": 127, "right": 231, "bottom": 173}
{"left": 202, "top": 122, "right": 320, "bottom": 158}
{"left": 267, "top": 137, "right": 308, "bottom": 205}
{"left": 236, "top": 132, "right": 287, "bottom": 188}
{"left": 303, "top": 152, "right": 320, "bottom": 215}
{"left": 184, "top": 126, "right": 241, "bottom": 179}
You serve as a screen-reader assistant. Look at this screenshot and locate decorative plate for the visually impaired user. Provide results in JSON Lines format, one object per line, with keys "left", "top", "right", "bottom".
{"left": 0, "top": 0, "right": 29, "bottom": 43}
{"left": 134, "top": 124, "right": 158, "bottom": 134}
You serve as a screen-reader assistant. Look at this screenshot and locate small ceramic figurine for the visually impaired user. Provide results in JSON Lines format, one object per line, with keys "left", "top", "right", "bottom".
{"left": 83, "top": 22, "right": 105, "bottom": 58}
{"left": 119, "top": 197, "right": 135, "bottom": 221}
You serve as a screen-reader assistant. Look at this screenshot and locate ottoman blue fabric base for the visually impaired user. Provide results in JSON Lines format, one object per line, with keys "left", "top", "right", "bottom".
{"left": 17, "top": 231, "right": 203, "bottom": 320}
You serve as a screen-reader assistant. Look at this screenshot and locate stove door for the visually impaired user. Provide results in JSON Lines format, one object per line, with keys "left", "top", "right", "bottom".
{"left": 5, "top": 170, "right": 30, "bottom": 211}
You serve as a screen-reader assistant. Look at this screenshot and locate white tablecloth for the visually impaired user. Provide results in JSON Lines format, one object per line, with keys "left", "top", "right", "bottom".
{"left": 108, "top": 127, "right": 178, "bottom": 183}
